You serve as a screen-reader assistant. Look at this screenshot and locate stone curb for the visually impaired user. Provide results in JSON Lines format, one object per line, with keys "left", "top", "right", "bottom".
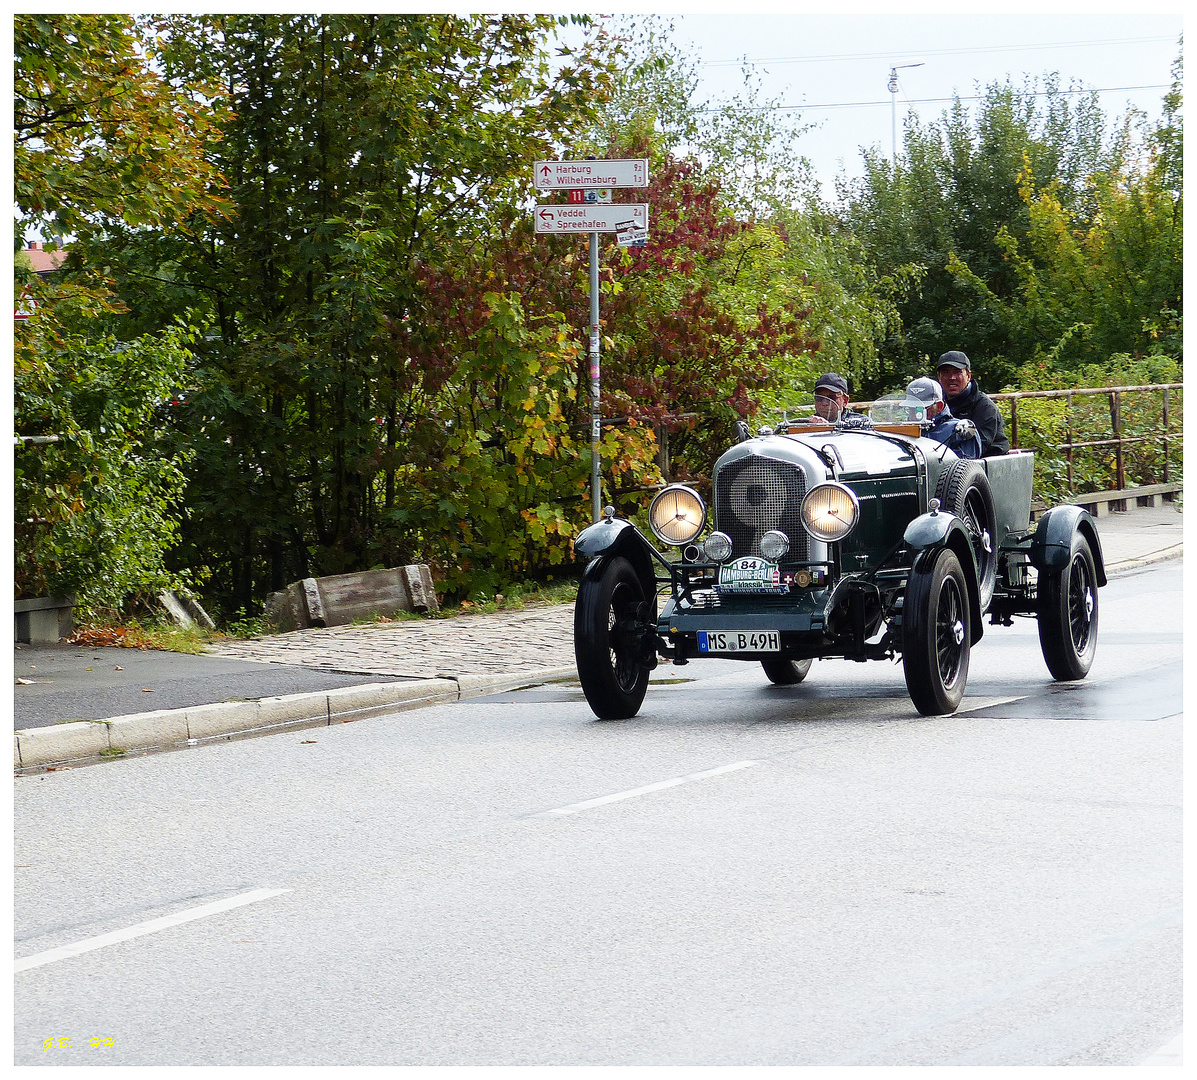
{"left": 14, "top": 666, "right": 577, "bottom": 771}
{"left": 1105, "top": 543, "right": 1183, "bottom": 577}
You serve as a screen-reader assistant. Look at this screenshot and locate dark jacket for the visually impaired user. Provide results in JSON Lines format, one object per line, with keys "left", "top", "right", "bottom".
{"left": 925, "top": 407, "right": 982, "bottom": 459}
{"left": 944, "top": 379, "right": 1010, "bottom": 456}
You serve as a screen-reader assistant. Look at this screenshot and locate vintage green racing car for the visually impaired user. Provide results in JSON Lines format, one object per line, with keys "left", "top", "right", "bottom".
{"left": 571, "top": 401, "right": 1106, "bottom": 719}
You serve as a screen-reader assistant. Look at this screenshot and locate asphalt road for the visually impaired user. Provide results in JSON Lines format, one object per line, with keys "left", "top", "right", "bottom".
{"left": 12, "top": 645, "right": 406, "bottom": 728}
{"left": 14, "top": 563, "right": 1181, "bottom": 1066}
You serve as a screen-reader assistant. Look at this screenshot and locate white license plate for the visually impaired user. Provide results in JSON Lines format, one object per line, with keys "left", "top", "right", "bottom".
{"left": 698, "top": 630, "right": 781, "bottom": 654}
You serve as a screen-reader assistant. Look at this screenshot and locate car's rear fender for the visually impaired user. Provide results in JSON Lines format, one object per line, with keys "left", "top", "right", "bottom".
{"left": 574, "top": 519, "right": 660, "bottom": 602}
{"left": 1029, "top": 505, "right": 1107, "bottom": 586}
{"left": 904, "top": 511, "right": 985, "bottom": 642}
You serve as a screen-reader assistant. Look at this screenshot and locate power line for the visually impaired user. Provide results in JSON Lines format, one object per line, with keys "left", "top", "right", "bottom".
{"left": 699, "top": 34, "right": 1179, "bottom": 68}
{"left": 697, "top": 84, "right": 1170, "bottom": 114}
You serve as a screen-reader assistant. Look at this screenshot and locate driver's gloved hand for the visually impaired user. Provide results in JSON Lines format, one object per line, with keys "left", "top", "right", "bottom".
{"left": 955, "top": 419, "right": 976, "bottom": 439}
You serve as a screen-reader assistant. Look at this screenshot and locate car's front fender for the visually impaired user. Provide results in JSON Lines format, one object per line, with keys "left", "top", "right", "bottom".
{"left": 904, "top": 511, "right": 985, "bottom": 642}
{"left": 574, "top": 519, "right": 660, "bottom": 604}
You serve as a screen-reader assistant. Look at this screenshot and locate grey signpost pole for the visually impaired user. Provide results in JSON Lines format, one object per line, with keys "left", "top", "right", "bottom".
{"left": 589, "top": 230, "right": 602, "bottom": 522}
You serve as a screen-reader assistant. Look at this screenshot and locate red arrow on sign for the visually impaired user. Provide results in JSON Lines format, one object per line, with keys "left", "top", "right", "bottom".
{"left": 538, "top": 208, "right": 556, "bottom": 226}
{"left": 540, "top": 164, "right": 552, "bottom": 182}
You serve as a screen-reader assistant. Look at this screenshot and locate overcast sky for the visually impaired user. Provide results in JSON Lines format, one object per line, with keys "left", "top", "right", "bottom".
{"left": 594, "top": 8, "right": 1184, "bottom": 198}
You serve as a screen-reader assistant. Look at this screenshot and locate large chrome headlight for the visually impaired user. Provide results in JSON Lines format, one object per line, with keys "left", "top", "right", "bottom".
{"left": 649, "top": 484, "right": 707, "bottom": 546}
{"left": 801, "top": 482, "right": 860, "bottom": 542}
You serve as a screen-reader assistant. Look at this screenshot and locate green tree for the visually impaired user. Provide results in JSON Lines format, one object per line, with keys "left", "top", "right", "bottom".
{"left": 945, "top": 53, "right": 1181, "bottom": 376}
{"left": 839, "top": 74, "right": 1117, "bottom": 391}
{"left": 14, "top": 13, "right": 228, "bottom": 616}
{"left": 89, "top": 14, "right": 617, "bottom": 615}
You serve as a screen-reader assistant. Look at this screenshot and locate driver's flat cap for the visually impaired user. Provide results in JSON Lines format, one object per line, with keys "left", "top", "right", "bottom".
{"left": 936, "top": 351, "right": 971, "bottom": 371}
{"left": 815, "top": 372, "right": 849, "bottom": 395}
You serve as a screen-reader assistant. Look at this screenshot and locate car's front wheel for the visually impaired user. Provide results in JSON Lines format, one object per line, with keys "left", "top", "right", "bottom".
{"left": 574, "top": 556, "right": 652, "bottom": 719}
{"left": 1037, "top": 534, "right": 1099, "bottom": 680}
{"left": 761, "top": 658, "right": 813, "bottom": 685}
{"left": 902, "top": 547, "right": 971, "bottom": 715}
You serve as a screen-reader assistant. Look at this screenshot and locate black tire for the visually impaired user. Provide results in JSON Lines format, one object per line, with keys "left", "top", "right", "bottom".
{"left": 761, "top": 658, "right": 813, "bottom": 685}
{"left": 935, "top": 460, "right": 998, "bottom": 613}
{"left": 902, "top": 547, "right": 971, "bottom": 715}
{"left": 574, "top": 556, "right": 652, "bottom": 719}
{"left": 1038, "top": 534, "right": 1099, "bottom": 680}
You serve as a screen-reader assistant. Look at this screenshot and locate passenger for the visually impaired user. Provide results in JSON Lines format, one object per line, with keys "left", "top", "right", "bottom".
{"left": 808, "top": 372, "right": 871, "bottom": 427}
{"left": 905, "top": 377, "right": 982, "bottom": 459}
{"left": 935, "top": 351, "right": 1010, "bottom": 456}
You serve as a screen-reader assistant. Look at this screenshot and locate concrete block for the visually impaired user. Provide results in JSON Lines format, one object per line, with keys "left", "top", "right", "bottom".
{"left": 158, "top": 590, "right": 216, "bottom": 630}
{"left": 14, "top": 595, "right": 75, "bottom": 644}
{"left": 17, "top": 721, "right": 110, "bottom": 767}
{"left": 402, "top": 564, "right": 438, "bottom": 611}
{"left": 186, "top": 701, "right": 259, "bottom": 739}
{"left": 264, "top": 583, "right": 307, "bottom": 633}
{"left": 325, "top": 679, "right": 457, "bottom": 722}
{"left": 264, "top": 565, "right": 439, "bottom": 630}
{"left": 107, "top": 709, "right": 190, "bottom": 752}
{"left": 255, "top": 692, "right": 329, "bottom": 726}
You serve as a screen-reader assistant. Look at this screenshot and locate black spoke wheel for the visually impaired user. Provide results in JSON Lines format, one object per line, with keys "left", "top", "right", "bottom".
{"left": 902, "top": 547, "right": 971, "bottom": 715}
{"left": 574, "top": 556, "right": 653, "bottom": 719}
{"left": 1038, "top": 534, "right": 1099, "bottom": 680}
{"left": 761, "top": 658, "right": 813, "bottom": 685}
{"left": 935, "top": 460, "right": 998, "bottom": 613}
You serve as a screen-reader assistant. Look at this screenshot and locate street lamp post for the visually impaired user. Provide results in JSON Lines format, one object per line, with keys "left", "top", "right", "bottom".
{"left": 889, "top": 59, "right": 925, "bottom": 166}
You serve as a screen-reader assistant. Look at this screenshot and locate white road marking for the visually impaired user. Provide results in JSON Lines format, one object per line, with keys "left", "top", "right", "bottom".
{"left": 538, "top": 760, "right": 760, "bottom": 816}
{"left": 15, "top": 888, "right": 291, "bottom": 972}
{"left": 1140, "top": 1030, "right": 1182, "bottom": 1065}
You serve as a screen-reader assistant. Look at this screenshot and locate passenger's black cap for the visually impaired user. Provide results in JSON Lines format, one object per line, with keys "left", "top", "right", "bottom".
{"left": 815, "top": 372, "right": 849, "bottom": 395}
{"left": 936, "top": 351, "right": 971, "bottom": 372}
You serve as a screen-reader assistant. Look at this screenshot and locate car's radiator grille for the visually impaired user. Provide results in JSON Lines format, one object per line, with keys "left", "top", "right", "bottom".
{"left": 714, "top": 455, "right": 809, "bottom": 562}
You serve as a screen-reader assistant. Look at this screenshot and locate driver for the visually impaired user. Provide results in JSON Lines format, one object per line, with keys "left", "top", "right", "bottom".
{"left": 808, "top": 372, "right": 871, "bottom": 427}
{"left": 905, "top": 377, "right": 982, "bottom": 458}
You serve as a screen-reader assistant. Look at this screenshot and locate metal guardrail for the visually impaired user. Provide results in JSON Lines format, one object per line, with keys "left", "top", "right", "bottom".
{"left": 989, "top": 384, "right": 1182, "bottom": 493}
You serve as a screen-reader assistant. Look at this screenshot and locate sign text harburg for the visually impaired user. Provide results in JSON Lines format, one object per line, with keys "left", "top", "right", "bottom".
{"left": 534, "top": 159, "right": 649, "bottom": 190}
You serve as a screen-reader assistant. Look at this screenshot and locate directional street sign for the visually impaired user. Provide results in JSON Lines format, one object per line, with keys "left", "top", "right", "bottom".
{"left": 534, "top": 204, "right": 648, "bottom": 235}
{"left": 534, "top": 159, "right": 648, "bottom": 190}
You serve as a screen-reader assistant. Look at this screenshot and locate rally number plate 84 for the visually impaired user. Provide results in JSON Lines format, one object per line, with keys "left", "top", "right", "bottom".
{"left": 698, "top": 630, "right": 780, "bottom": 654}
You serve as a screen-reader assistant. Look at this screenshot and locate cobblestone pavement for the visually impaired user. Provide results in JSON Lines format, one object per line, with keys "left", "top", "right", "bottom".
{"left": 206, "top": 603, "right": 577, "bottom": 679}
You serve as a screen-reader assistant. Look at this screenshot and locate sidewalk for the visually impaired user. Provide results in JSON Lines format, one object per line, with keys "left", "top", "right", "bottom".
{"left": 14, "top": 502, "right": 1183, "bottom": 770}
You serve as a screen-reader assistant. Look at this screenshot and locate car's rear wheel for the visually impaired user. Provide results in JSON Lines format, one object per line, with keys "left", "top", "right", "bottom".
{"left": 1037, "top": 534, "right": 1099, "bottom": 680}
{"left": 902, "top": 547, "right": 971, "bottom": 715}
{"left": 761, "top": 658, "right": 813, "bottom": 685}
{"left": 935, "top": 460, "right": 998, "bottom": 612}
{"left": 574, "top": 556, "right": 652, "bottom": 719}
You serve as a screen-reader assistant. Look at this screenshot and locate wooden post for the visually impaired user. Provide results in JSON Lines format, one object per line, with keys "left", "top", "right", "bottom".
{"left": 1066, "top": 391, "right": 1074, "bottom": 492}
{"left": 1162, "top": 387, "right": 1170, "bottom": 483}
{"left": 1009, "top": 397, "right": 1018, "bottom": 449}
{"left": 1111, "top": 390, "right": 1125, "bottom": 492}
